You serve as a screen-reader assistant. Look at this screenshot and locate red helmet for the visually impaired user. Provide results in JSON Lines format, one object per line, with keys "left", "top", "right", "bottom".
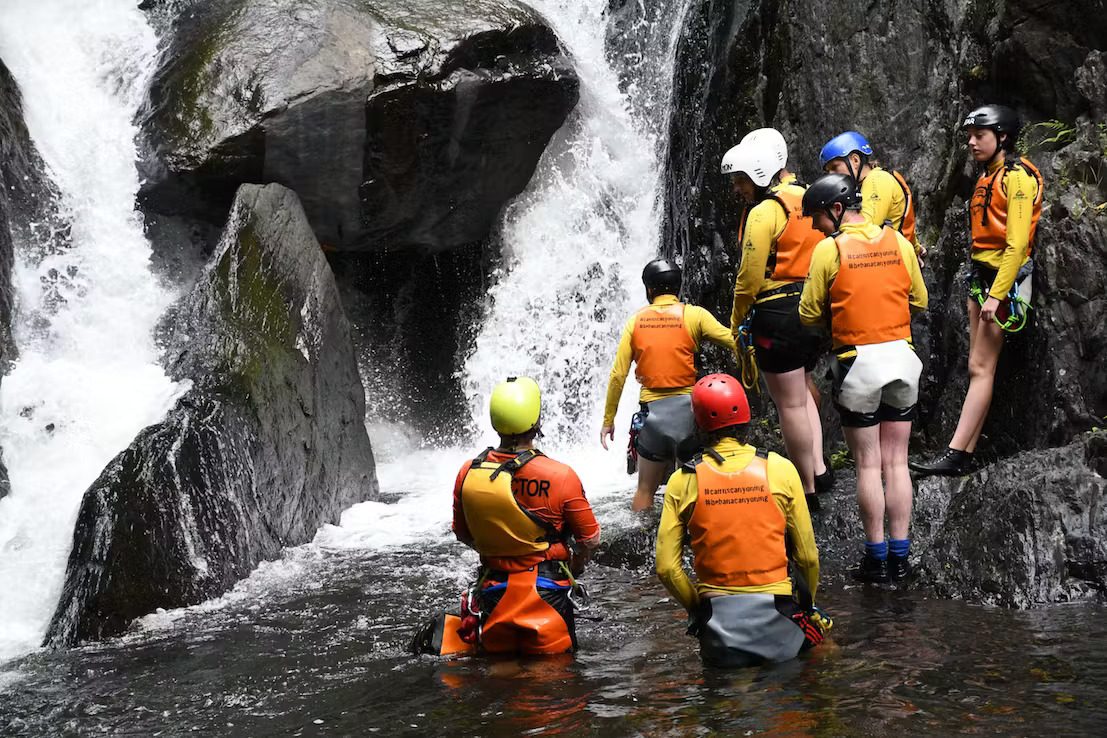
{"left": 692, "top": 373, "right": 751, "bottom": 431}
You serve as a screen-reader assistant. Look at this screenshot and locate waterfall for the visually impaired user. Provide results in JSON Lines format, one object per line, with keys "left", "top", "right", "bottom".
{"left": 0, "top": 0, "right": 182, "bottom": 662}
{"left": 461, "top": 0, "right": 694, "bottom": 453}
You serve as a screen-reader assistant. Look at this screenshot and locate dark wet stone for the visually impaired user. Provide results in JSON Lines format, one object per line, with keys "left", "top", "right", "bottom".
{"left": 45, "top": 184, "right": 377, "bottom": 646}
{"left": 138, "top": 0, "right": 580, "bottom": 254}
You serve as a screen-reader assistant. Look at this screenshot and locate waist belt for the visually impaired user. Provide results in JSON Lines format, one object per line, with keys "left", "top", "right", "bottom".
{"left": 483, "top": 560, "right": 571, "bottom": 582}
{"left": 755, "top": 283, "right": 803, "bottom": 303}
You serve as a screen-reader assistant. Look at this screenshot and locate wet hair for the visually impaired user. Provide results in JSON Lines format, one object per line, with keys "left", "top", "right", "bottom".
{"left": 703, "top": 424, "right": 751, "bottom": 446}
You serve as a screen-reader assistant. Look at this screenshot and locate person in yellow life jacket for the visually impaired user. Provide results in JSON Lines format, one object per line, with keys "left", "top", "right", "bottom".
{"left": 910, "top": 105, "right": 1043, "bottom": 477}
{"left": 799, "top": 174, "right": 928, "bottom": 583}
{"left": 819, "top": 131, "right": 925, "bottom": 264}
{"left": 600, "top": 259, "right": 738, "bottom": 512}
{"left": 656, "top": 373, "right": 829, "bottom": 668}
{"left": 720, "top": 132, "right": 832, "bottom": 509}
{"left": 413, "top": 377, "right": 600, "bottom": 657}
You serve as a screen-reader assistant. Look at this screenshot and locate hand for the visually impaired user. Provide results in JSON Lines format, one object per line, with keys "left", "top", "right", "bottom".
{"left": 685, "top": 609, "right": 702, "bottom": 638}
{"left": 979, "top": 296, "right": 1001, "bottom": 323}
{"left": 917, "top": 244, "right": 928, "bottom": 269}
{"left": 600, "top": 424, "right": 615, "bottom": 450}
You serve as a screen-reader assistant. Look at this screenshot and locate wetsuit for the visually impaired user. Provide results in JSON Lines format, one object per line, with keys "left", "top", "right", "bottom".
{"left": 799, "top": 222, "right": 928, "bottom": 426}
{"left": 604, "top": 294, "right": 737, "bottom": 461}
{"left": 730, "top": 181, "right": 826, "bottom": 373}
{"left": 451, "top": 448, "right": 599, "bottom": 655}
{"left": 656, "top": 438, "right": 823, "bottom": 666}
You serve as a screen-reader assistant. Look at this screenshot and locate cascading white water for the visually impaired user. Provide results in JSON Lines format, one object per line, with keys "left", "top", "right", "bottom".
{"left": 462, "top": 0, "right": 692, "bottom": 458}
{"left": 0, "top": 0, "right": 182, "bottom": 662}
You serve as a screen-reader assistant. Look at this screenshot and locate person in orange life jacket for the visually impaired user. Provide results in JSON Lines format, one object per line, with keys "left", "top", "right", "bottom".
{"left": 799, "top": 174, "right": 928, "bottom": 583}
{"left": 910, "top": 105, "right": 1043, "bottom": 477}
{"left": 819, "top": 131, "right": 927, "bottom": 266}
{"left": 600, "top": 259, "right": 739, "bottom": 512}
{"left": 721, "top": 133, "right": 832, "bottom": 508}
{"left": 656, "top": 373, "right": 830, "bottom": 668}
{"left": 452, "top": 377, "right": 601, "bottom": 655}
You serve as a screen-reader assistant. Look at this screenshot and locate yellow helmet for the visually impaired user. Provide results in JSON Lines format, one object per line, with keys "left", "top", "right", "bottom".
{"left": 489, "top": 376, "right": 542, "bottom": 435}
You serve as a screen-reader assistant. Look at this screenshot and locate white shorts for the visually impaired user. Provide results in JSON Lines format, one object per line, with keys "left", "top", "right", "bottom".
{"left": 833, "top": 340, "right": 922, "bottom": 428}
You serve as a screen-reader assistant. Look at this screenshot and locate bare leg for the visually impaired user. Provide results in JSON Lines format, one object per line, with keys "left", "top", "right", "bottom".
{"left": 950, "top": 299, "right": 1006, "bottom": 452}
{"left": 844, "top": 425, "right": 884, "bottom": 542}
{"left": 765, "top": 368, "right": 817, "bottom": 496}
{"left": 880, "top": 420, "right": 913, "bottom": 540}
{"left": 806, "top": 372, "right": 826, "bottom": 476}
{"left": 632, "top": 457, "right": 669, "bottom": 511}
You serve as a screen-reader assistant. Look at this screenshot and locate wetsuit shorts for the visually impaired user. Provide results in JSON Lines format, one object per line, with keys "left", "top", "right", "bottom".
{"left": 696, "top": 593, "right": 817, "bottom": 668}
{"left": 636, "top": 394, "right": 697, "bottom": 463}
{"left": 750, "top": 291, "right": 825, "bottom": 374}
{"left": 968, "top": 260, "right": 1034, "bottom": 314}
{"left": 832, "top": 339, "right": 922, "bottom": 428}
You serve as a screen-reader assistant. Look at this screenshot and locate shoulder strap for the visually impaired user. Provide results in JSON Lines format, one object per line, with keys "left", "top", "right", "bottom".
{"left": 755, "top": 447, "right": 769, "bottom": 459}
{"left": 488, "top": 449, "right": 544, "bottom": 481}
{"left": 472, "top": 447, "right": 494, "bottom": 465}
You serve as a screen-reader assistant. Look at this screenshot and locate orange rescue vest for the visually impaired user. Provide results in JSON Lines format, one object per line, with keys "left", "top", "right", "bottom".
{"left": 460, "top": 449, "right": 561, "bottom": 558}
{"left": 829, "top": 227, "right": 913, "bottom": 347}
{"left": 970, "top": 157, "right": 1043, "bottom": 252}
{"left": 763, "top": 190, "right": 825, "bottom": 284}
{"left": 686, "top": 448, "right": 789, "bottom": 588}
{"left": 889, "top": 170, "right": 917, "bottom": 245}
{"left": 631, "top": 302, "right": 697, "bottom": 389}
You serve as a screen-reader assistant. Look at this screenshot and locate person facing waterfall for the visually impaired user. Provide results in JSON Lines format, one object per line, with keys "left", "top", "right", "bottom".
{"left": 450, "top": 377, "right": 600, "bottom": 655}
{"left": 600, "top": 259, "right": 738, "bottom": 512}
{"left": 910, "top": 105, "right": 1043, "bottom": 477}
{"left": 721, "top": 130, "right": 832, "bottom": 509}
{"left": 819, "top": 131, "right": 926, "bottom": 265}
{"left": 799, "top": 173, "right": 928, "bottom": 583}
{"left": 655, "top": 373, "right": 830, "bottom": 668}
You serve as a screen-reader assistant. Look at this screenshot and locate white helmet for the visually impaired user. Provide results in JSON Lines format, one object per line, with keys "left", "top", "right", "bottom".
{"left": 719, "top": 140, "right": 782, "bottom": 188}
{"left": 741, "top": 127, "right": 788, "bottom": 171}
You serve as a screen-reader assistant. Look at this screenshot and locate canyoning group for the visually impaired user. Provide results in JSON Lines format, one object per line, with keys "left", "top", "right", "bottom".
{"left": 413, "top": 103, "right": 1043, "bottom": 667}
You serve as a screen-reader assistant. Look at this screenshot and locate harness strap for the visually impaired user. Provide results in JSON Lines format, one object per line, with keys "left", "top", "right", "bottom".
{"left": 891, "top": 170, "right": 911, "bottom": 235}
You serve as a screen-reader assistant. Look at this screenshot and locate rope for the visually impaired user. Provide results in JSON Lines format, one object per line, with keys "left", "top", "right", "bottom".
{"left": 737, "top": 318, "right": 760, "bottom": 392}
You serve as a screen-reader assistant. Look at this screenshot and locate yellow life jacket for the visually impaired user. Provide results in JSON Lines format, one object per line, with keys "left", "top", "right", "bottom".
{"left": 460, "top": 449, "right": 562, "bottom": 558}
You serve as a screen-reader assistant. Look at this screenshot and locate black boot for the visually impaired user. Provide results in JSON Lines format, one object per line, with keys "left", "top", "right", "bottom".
{"left": 850, "top": 554, "right": 889, "bottom": 584}
{"left": 805, "top": 493, "right": 821, "bottom": 512}
{"left": 908, "top": 447, "right": 973, "bottom": 476}
{"left": 814, "top": 465, "right": 835, "bottom": 495}
{"left": 888, "top": 554, "right": 912, "bottom": 582}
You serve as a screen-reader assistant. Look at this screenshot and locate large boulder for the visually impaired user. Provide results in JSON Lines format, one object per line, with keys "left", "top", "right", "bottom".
{"left": 45, "top": 183, "right": 377, "bottom": 645}
{"left": 138, "top": 0, "right": 580, "bottom": 253}
{"left": 666, "top": 0, "right": 1107, "bottom": 459}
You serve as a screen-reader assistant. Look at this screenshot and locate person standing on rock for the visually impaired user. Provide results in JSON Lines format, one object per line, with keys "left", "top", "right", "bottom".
{"left": 799, "top": 173, "right": 928, "bottom": 583}
{"left": 600, "top": 259, "right": 738, "bottom": 512}
{"left": 721, "top": 132, "right": 833, "bottom": 510}
{"left": 910, "top": 105, "right": 1043, "bottom": 477}
{"left": 656, "top": 373, "right": 830, "bottom": 667}
{"left": 419, "top": 376, "right": 600, "bottom": 656}
{"left": 819, "top": 131, "right": 926, "bottom": 265}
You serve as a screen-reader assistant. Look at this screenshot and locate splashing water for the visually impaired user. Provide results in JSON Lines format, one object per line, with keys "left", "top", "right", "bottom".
{"left": 0, "top": 0, "right": 182, "bottom": 662}
{"left": 461, "top": 0, "right": 692, "bottom": 455}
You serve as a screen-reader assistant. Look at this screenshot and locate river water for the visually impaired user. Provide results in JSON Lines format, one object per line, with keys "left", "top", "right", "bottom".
{"left": 2, "top": 0, "right": 1107, "bottom": 735}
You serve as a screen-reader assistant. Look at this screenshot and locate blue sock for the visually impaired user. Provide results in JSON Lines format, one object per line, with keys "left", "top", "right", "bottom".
{"left": 864, "top": 541, "right": 888, "bottom": 560}
{"left": 889, "top": 538, "right": 910, "bottom": 559}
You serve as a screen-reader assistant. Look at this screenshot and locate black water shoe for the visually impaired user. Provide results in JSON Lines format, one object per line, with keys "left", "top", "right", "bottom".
{"left": 805, "top": 493, "right": 821, "bottom": 512}
{"left": 850, "top": 554, "right": 889, "bottom": 584}
{"left": 888, "top": 554, "right": 912, "bottom": 582}
{"left": 814, "top": 466, "right": 835, "bottom": 495}
{"left": 908, "top": 447, "right": 973, "bottom": 476}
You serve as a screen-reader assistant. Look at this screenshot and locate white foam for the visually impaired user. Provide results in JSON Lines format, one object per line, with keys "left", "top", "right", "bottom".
{"left": 0, "top": 0, "right": 181, "bottom": 663}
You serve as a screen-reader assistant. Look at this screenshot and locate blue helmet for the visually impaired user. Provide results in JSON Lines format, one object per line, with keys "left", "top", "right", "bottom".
{"left": 819, "top": 132, "right": 873, "bottom": 168}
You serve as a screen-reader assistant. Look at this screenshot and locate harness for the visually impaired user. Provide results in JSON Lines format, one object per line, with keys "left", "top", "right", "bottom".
{"left": 977, "top": 159, "right": 1043, "bottom": 228}
{"left": 967, "top": 260, "right": 1034, "bottom": 333}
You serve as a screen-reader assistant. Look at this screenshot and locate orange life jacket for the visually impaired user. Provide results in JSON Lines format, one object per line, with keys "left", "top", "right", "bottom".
{"left": 686, "top": 448, "right": 789, "bottom": 588}
{"left": 829, "top": 227, "right": 913, "bottom": 347}
{"left": 763, "top": 190, "right": 825, "bottom": 284}
{"left": 970, "top": 157, "right": 1043, "bottom": 252}
{"left": 888, "top": 169, "right": 917, "bottom": 245}
{"left": 460, "top": 449, "right": 561, "bottom": 558}
{"left": 631, "top": 302, "right": 697, "bottom": 389}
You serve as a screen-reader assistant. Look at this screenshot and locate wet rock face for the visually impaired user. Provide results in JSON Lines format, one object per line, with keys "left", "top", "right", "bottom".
{"left": 46, "top": 184, "right": 377, "bottom": 646}
{"left": 139, "top": 0, "right": 580, "bottom": 254}
{"left": 915, "top": 432, "right": 1107, "bottom": 607}
{"left": 667, "top": 0, "right": 1107, "bottom": 459}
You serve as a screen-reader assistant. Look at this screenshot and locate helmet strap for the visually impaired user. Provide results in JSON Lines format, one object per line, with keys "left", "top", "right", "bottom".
{"left": 827, "top": 204, "right": 845, "bottom": 236}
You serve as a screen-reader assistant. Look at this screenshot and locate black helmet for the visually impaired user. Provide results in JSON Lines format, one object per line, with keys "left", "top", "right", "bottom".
{"left": 961, "top": 104, "right": 1020, "bottom": 151}
{"left": 801, "top": 173, "right": 861, "bottom": 217}
{"left": 642, "top": 258, "right": 681, "bottom": 294}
